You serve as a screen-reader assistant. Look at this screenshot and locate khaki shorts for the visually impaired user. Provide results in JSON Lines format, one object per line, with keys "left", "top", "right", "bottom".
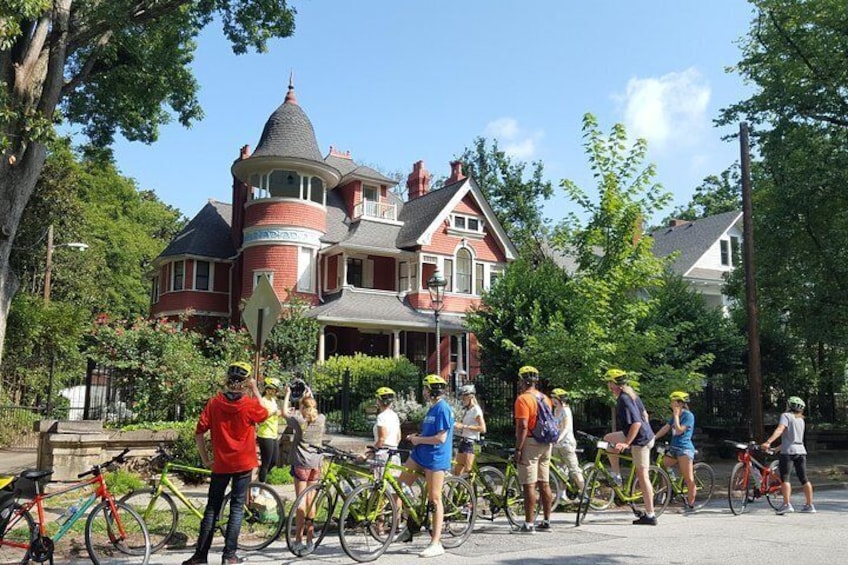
{"left": 518, "top": 438, "right": 552, "bottom": 484}
{"left": 553, "top": 443, "right": 583, "bottom": 479}
{"left": 631, "top": 438, "right": 655, "bottom": 469}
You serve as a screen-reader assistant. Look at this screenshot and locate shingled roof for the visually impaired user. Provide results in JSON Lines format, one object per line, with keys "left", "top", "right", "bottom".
{"left": 158, "top": 201, "right": 235, "bottom": 260}
{"left": 324, "top": 153, "right": 397, "bottom": 185}
{"left": 251, "top": 86, "right": 323, "bottom": 162}
{"left": 309, "top": 288, "right": 466, "bottom": 331}
{"left": 396, "top": 179, "right": 466, "bottom": 248}
{"left": 649, "top": 210, "right": 742, "bottom": 275}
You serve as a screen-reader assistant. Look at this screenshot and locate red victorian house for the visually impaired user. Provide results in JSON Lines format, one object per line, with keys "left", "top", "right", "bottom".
{"left": 149, "top": 84, "right": 517, "bottom": 380}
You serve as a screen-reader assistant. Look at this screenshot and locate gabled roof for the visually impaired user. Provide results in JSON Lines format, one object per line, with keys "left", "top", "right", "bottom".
{"left": 324, "top": 153, "right": 397, "bottom": 185}
{"left": 649, "top": 210, "right": 742, "bottom": 276}
{"left": 157, "top": 201, "right": 236, "bottom": 261}
{"left": 397, "top": 177, "right": 518, "bottom": 260}
{"left": 308, "top": 288, "right": 466, "bottom": 331}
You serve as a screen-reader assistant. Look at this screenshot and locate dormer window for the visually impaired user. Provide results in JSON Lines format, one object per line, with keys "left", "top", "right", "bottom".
{"left": 248, "top": 170, "right": 326, "bottom": 205}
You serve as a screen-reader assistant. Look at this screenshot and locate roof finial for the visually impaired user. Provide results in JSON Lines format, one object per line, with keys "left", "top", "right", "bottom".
{"left": 284, "top": 70, "right": 298, "bottom": 105}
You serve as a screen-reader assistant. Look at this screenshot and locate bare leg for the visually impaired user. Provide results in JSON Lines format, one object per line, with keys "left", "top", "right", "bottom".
{"left": 426, "top": 469, "right": 445, "bottom": 544}
{"left": 538, "top": 481, "right": 553, "bottom": 521}
{"left": 803, "top": 481, "right": 813, "bottom": 506}
{"left": 678, "top": 456, "right": 696, "bottom": 507}
{"left": 522, "top": 483, "right": 537, "bottom": 524}
{"left": 604, "top": 432, "right": 626, "bottom": 476}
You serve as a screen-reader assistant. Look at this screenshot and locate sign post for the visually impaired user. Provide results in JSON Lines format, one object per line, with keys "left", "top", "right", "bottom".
{"left": 241, "top": 275, "right": 283, "bottom": 379}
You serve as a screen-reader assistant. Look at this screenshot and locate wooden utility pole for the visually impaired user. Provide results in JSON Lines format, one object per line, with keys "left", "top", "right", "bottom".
{"left": 740, "top": 122, "right": 764, "bottom": 441}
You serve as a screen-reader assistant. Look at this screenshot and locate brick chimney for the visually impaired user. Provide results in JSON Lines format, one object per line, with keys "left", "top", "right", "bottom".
{"left": 447, "top": 160, "right": 466, "bottom": 185}
{"left": 407, "top": 160, "right": 431, "bottom": 200}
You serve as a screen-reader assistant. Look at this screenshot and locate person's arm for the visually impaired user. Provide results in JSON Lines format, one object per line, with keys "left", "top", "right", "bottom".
{"left": 195, "top": 433, "right": 211, "bottom": 468}
{"left": 654, "top": 423, "right": 671, "bottom": 440}
{"left": 246, "top": 377, "right": 260, "bottom": 398}
{"left": 557, "top": 408, "right": 569, "bottom": 443}
{"left": 761, "top": 423, "right": 787, "bottom": 450}
{"left": 614, "top": 399, "right": 642, "bottom": 452}
{"left": 374, "top": 424, "right": 388, "bottom": 448}
{"left": 409, "top": 430, "right": 448, "bottom": 445}
{"left": 671, "top": 405, "right": 688, "bottom": 434}
{"left": 282, "top": 386, "right": 292, "bottom": 415}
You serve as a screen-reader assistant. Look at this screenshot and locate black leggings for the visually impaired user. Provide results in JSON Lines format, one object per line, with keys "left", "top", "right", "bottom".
{"left": 258, "top": 437, "right": 279, "bottom": 483}
{"left": 778, "top": 453, "right": 809, "bottom": 485}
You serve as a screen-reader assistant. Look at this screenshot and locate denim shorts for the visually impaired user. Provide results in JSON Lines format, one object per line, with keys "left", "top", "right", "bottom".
{"left": 458, "top": 439, "right": 475, "bottom": 454}
{"left": 668, "top": 446, "right": 696, "bottom": 460}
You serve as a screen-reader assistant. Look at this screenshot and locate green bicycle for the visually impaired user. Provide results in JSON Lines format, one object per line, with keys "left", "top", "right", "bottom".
{"left": 655, "top": 442, "right": 715, "bottom": 511}
{"left": 338, "top": 448, "right": 477, "bottom": 562}
{"left": 120, "top": 445, "right": 284, "bottom": 552}
{"left": 283, "top": 443, "right": 373, "bottom": 557}
{"left": 575, "top": 431, "right": 671, "bottom": 526}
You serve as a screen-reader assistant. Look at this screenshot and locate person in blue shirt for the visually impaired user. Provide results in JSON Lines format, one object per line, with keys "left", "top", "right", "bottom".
{"left": 398, "top": 374, "right": 454, "bottom": 558}
{"left": 654, "top": 391, "right": 696, "bottom": 509}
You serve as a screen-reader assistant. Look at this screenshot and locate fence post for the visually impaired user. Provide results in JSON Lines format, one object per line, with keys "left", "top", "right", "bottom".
{"left": 342, "top": 368, "right": 351, "bottom": 435}
{"left": 83, "top": 359, "right": 95, "bottom": 420}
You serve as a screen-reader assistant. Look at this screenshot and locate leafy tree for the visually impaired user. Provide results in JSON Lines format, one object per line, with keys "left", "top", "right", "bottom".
{"left": 264, "top": 292, "right": 321, "bottom": 375}
{"left": 457, "top": 137, "right": 553, "bottom": 258}
{"left": 662, "top": 164, "right": 741, "bottom": 224}
{"left": 0, "top": 1, "right": 298, "bottom": 363}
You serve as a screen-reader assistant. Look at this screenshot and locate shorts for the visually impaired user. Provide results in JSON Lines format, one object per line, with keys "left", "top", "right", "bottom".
{"left": 553, "top": 443, "right": 583, "bottom": 479}
{"left": 630, "top": 438, "right": 655, "bottom": 469}
{"left": 458, "top": 439, "right": 475, "bottom": 455}
{"left": 291, "top": 465, "right": 321, "bottom": 482}
{"left": 518, "top": 438, "right": 552, "bottom": 485}
{"left": 778, "top": 453, "right": 809, "bottom": 484}
{"left": 667, "top": 446, "right": 696, "bottom": 461}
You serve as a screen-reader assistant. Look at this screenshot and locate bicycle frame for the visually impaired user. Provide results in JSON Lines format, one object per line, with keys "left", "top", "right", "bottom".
{"left": 734, "top": 444, "right": 779, "bottom": 497}
{"left": 148, "top": 459, "right": 210, "bottom": 520}
{"left": 585, "top": 438, "right": 643, "bottom": 503}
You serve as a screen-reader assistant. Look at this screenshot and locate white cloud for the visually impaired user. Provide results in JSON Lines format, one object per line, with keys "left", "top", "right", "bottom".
{"left": 617, "top": 68, "right": 711, "bottom": 150}
{"left": 483, "top": 117, "right": 543, "bottom": 160}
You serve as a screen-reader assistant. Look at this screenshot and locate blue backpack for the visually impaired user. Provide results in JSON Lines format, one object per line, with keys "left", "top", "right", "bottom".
{"left": 531, "top": 394, "right": 559, "bottom": 443}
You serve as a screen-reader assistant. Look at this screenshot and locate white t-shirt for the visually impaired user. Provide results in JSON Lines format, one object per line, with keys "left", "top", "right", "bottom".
{"left": 373, "top": 408, "right": 401, "bottom": 448}
{"left": 555, "top": 404, "right": 576, "bottom": 447}
{"left": 459, "top": 405, "right": 483, "bottom": 441}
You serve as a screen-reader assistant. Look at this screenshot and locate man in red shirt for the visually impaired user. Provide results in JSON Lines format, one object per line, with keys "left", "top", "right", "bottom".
{"left": 513, "top": 365, "right": 554, "bottom": 533}
{"left": 182, "top": 362, "right": 268, "bottom": 565}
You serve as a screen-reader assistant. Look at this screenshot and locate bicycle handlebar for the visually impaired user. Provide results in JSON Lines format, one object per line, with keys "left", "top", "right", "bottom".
{"left": 78, "top": 448, "right": 130, "bottom": 478}
{"left": 724, "top": 439, "right": 775, "bottom": 456}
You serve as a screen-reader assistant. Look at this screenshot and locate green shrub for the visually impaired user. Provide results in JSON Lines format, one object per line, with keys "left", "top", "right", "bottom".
{"left": 106, "top": 468, "right": 145, "bottom": 496}
{"left": 121, "top": 420, "right": 208, "bottom": 482}
{"left": 265, "top": 467, "right": 293, "bottom": 486}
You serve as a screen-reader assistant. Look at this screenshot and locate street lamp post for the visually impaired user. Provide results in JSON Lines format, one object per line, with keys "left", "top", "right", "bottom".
{"left": 427, "top": 268, "right": 447, "bottom": 378}
{"left": 44, "top": 223, "right": 89, "bottom": 304}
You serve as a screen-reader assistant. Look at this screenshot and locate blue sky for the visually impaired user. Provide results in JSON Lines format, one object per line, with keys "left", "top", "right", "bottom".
{"left": 104, "top": 1, "right": 755, "bottom": 226}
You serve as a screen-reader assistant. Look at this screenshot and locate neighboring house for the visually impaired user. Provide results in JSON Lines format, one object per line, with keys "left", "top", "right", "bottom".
{"left": 649, "top": 210, "right": 743, "bottom": 312}
{"left": 149, "top": 83, "right": 517, "bottom": 379}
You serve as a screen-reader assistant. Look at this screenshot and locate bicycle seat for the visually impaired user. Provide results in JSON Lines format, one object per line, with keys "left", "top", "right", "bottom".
{"left": 20, "top": 469, "right": 53, "bottom": 481}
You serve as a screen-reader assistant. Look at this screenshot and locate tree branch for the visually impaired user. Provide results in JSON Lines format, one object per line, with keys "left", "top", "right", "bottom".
{"left": 61, "top": 30, "right": 113, "bottom": 98}
{"left": 35, "top": 0, "right": 72, "bottom": 118}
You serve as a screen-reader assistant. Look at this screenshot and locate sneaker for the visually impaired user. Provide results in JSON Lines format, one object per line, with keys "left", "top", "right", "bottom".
{"left": 612, "top": 474, "right": 623, "bottom": 486}
{"left": 418, "top": 542, "right": 445, "bottom": 558}
{"left": 181, "top": 557, "right": 207, "bottom": 565}
{"left": 305, "top": 541, "right": 315, "bottom": 553}
{"left": 396, "top": 527, "right": 413, "bottom": 543}
{"left": 512, "top": 523, "right": 536, "bottom": 534}
{"left": 801, "top": 504, "right": 817, "bottom": 513}
{"left": 632, "top": 514, "right": 657, "bottom": 526}
{"left": 222, "top": 555, "right": 246, "bottom": 565}
{"left": 776, "top": 503, "right": 795, "bottom": 515}
{"left": 291, "top": 542, "right": 307, "bottom": 556}
{"left": 536, "top": 520, "right": 551, "bottom": 531}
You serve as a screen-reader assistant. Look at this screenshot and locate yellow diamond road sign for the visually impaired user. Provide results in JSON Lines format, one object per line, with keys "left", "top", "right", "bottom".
{"left": 241, "top": 274, "right": 282, "bottom": 349}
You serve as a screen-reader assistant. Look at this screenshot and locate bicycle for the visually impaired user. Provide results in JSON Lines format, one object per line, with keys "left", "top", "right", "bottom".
{"left": 548, "top": 448, "right": 598, "bottom": 509}
{"left": 119, "top": 445, "right": 284, "bottom": 552}
{"left": 338, "top": 448, "right": 476, "bottom": 562}
{"left": 575, "top": 431, "right": 671, "bottom": 526}
{"left": 725, "top": 440, "right": 782, "bottom": 515}
{"left": 654, "top": 442, "right": 715, "bottom": 511}
{"left": 453, "top": 438, "right": 526, "bottom": 526}
{"left": 0, "top": 448, "right": 150, "bottom": 564}
{"left": 283, "top": 443, "right": 373, "bottom": 557}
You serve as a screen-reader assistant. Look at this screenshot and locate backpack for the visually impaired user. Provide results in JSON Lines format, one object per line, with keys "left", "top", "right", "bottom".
{"left": 531, "top": 393, "right": 559, "bottom": 443}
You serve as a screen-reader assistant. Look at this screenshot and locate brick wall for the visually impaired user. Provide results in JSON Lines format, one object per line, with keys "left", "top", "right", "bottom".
{"left": 244, "top": 200, "right": 327, "bottom": 232}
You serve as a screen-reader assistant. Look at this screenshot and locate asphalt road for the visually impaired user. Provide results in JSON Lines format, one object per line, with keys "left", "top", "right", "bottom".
{"left": 142, "top": 486, "right": 848, "bottom": 565}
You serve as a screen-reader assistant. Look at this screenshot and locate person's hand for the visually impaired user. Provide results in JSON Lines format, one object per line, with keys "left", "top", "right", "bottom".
{"left": 513, "top": 449, "right": 522, "bottom": 464}
{"left": 760, "top": 442, "right": 770, "bottom": 451}
{"left": 614, "top": 442, "right": 630, "bottom": 453}
{"left": 406, "top": 433, "right": 418, "bottom": 445}
{"left": 456, "top": 423, "right": 463, "bottom": 431}
{"left": 672, "top": 404, "right": 682, "bottom": 418}
{"left": 303, "top": 386, "right": 313, "bottom": 399}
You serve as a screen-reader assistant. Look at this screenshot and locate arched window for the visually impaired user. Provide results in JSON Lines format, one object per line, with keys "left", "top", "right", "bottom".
{"left": 456, "top": 248, "right": 472, "bottom": 294}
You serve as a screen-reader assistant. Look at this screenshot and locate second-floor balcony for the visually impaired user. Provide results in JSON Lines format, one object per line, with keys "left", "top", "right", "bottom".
{"left": 353, "top": 200, "right": 397, "bottom": 221}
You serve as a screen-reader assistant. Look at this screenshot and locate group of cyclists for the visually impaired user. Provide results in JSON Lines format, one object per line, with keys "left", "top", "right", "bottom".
{"left": 182, "top": 360, "right": 816, "bottom": 563}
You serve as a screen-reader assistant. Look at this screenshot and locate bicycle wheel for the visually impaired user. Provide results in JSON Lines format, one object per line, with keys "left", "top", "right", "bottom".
{"left": 728, "top": 462, "right": 751, "bottom": 515}
{"left": 628, "top": 465, "right": 671, "bottom": 517}
{"left": 220, "top": 483, "right": 284, "bottom": 551}
{"left": 284, "top": 482, "right": 335, "bottom": 556}
{"left": 576, "top": 469, "right": 609, "bottom": 526}
{"left": 119, "top": 489, "right": 177, "bottom": 553}
{"left": 84, "top": 500, "right": 150, "bottom": 564}
{"left": 689, "top": 462, "right": 715, "bottom": 510}
{"left": 548, "top": 470, "right": 565, "bottom": 510}
{"left": 475, "top": 466, "right": 505, "bottom": 520}
{"left": 440, "top": 476, "right": 476, "bottom": 549}
{"left": 765, "top": 460, "right": 783, "bottom": 510}
{"left": 338, "top": 483, "right": 397, "bottom": 563}
{"left": 0, "top": 502, "right": 35, "bottom": 564}
{"left": 502, "top": 474, "right": 526, "bottom": 528}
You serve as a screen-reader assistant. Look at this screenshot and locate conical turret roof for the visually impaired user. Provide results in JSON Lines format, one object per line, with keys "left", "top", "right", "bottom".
{"left": 251, "top": 83, "right": 323, "bottom": 162}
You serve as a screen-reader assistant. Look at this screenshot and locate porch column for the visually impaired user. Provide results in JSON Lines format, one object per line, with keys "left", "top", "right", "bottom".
{"left": 317, "top": 325, "right": 326, "bottom": 363}
{"left": 393, "top": 330, "right": 401, "bottom": 359}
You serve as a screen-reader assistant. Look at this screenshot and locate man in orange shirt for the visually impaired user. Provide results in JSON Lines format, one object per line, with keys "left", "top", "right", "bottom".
{"left": 182, "top": 362, "right": 268, "bottom": 565}
{"left": 513, "top": 365, "right": 554, "bottom": 533}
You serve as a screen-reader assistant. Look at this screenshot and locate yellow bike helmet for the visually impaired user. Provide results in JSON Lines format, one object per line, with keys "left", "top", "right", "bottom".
{"left": 669, "top": 390, "right": 690, "bottom": 403}
{"left": 603, "top": 368, "right": 628, "bottom": 386}
{"left": 375, "top": 387, "right": 396, "bottom": 403}
{"left": 227, "top": 361, "right": 252, "bottom": 381}
{"left": 518, "top": 365, "right": 540, "bottom": 382}
{"left": 551, "top": 388, "right": 569, "bottom": 400}
{"left": 423, "top": 374, "right": 447, "bottom": 393}
{"left": 264, "top": 377, "right": 282, "bottom": 390}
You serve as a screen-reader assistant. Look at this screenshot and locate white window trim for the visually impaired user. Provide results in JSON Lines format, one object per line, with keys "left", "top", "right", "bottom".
{"left": 447, "top": 213, "right": 486, "bottom": 239}
{"left": 297, "top": 247, "right": 316, "bottom": 293}
{"left": 720, "top": 239, "right": 730, "bottom": 266}
{"left": 171, "top": 260, "right": 185, "bottom": 292}
{"left": 193, "top": 260, "right": 214, "bottom": 292}
{"left": 253, "top": 270, "right": 274, "bottom": 290}
{"left": 151, "top": 276, "right": 160, "bottom": 304}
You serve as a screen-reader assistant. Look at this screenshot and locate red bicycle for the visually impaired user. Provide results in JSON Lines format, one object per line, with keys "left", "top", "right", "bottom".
{"left": 726, "top": 441, "right": 782, "bottom": 515}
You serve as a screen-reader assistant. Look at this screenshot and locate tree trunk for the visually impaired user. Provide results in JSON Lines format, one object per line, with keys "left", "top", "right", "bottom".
{"left": 0, "top": 143, "right": 48, "bottom": 366}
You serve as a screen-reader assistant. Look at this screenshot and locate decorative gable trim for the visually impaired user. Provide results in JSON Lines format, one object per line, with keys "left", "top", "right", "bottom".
{"left": 416, "top": 178, "right": 517, "bottom": 260}
{"left": 682, "top": 211, "right": 743, "bottom": 278}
